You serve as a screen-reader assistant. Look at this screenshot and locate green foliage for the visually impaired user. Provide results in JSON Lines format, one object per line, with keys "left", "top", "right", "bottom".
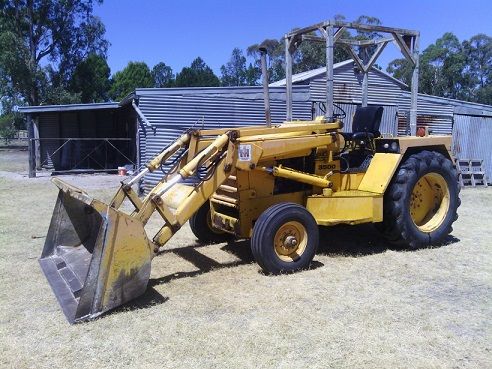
{"left": 386, "top": 32, "right": 492, "bottom": 104}
{"left": 293, "top": 33, "right": 325, "bottom": 74}
{"left": 41, "top": 85, "right": 82, "bottom": 105}
{"left": 245, "top": 63, "right": 261, "bottom": 86}
{"left": 110, "top": 62, "right": 153, "bottom": 101}
{"left": 175, "top": 57, "right": 220, "bottom": 87}
{"left": 0, "top": 0, "right": 108, "bottom": 106}
{"left": 464, "top": 34, "right": 492, "bottom": 88}
{"left": 352, "top": 15, "right": 383, "bottom": 63}
{"left": 0, "top": 113, "right": 16, "bottom": 143}
{"left": 475, "top": 85, "right": 492, "bottom": 105}
{"left": 463, "top": 34, "right": 492, "bottom": 103}
{"left": 70, "top": 54, "right": 111, "bottom": 103}
{"left": 220, "top": 48, "right": 249, "bottom": 86}
{"left": 247, "top": 39, "right": 284, "bottom": 83}
{"left": 386, "top": 58, "right": 413, "bottom": 86}
{"left": 152, "top": 62, "right": 175, "bottom": 88}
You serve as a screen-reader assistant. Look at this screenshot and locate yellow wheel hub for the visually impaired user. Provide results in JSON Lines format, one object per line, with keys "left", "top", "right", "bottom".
{"left": 410, "top": 173, "right": 450, "bottom": 232}
{"left": 274, "top": 221, "right": 308, "bottom": 262}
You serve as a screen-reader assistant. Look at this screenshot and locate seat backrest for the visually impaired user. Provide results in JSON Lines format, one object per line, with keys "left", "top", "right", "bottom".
{"left": 352, "top": 106, "right": 384, "bottom": 134}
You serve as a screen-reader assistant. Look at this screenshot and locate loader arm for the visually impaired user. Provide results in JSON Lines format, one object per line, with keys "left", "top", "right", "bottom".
{"left": 136, "top": 133, "right": 232, "bottom": 250}
{"left": 39, "top": 120, "right": 342, "bottom": 323}
{"left": 39, "top": 131, "right": 233, "bottom": 323}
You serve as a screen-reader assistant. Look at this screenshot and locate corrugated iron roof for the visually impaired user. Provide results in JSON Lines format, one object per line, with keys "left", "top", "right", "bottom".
{"left": 270, "top": 59, "right": 408, "bottom": 89}
{"left": 401, "top": 91, "right": 492, "bottom": 116}
{"left": 269, "top": 60, "right": 352, "bottom": 87}
{"left": 19, "top": 102, "right": 119, "bottom": 113}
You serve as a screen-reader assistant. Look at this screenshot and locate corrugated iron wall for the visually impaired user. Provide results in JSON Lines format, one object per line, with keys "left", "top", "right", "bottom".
{"left": 309, "top": 63, "right": 403, "bottom": 106}
{"left": 398, "top": 92, "right": 454, "bottom": 135}
{"left": 397, "top": 114, "right": 454, "bottom": 136}
{"left": 136, "top": 86, "right": 312, "bottom": 192}
{"left": 453, "top": 115, "right": 492, "bottom": 183}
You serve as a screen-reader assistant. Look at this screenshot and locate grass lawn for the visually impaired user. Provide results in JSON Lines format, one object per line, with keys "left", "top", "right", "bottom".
{"left": 0, "top": 150, "right": 490, "bottom": 368}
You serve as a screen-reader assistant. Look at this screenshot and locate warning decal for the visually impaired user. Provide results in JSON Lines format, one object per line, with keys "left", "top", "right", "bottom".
{"left": 238, "top": 144, "right": 252, "bottom": 161}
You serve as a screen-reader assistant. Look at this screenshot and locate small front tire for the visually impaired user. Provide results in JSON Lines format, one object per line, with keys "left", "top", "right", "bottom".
{"left": 251, "top": 203, "right": 319, "bottom": 274}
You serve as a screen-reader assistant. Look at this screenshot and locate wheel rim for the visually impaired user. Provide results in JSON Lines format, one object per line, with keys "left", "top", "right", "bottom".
{"left": 207, "top": 210, "right": 225, "bottom": 235}
{"left": 273, "top": 221, "right": 308, "bottom": 262}
{"left": 410, "top": 173, "right": 450, "bottom": 232}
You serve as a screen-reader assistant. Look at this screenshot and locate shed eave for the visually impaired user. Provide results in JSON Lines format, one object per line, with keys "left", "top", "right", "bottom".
{"left": 18, "top": 102, "right": 120, "bottom": 114}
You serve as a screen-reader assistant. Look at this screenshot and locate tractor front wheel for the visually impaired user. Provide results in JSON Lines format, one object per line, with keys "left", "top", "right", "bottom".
{"left": 251, "top": 203, "right": 319, "bottom": 274}
{"left": 378, "top": 150, "right": 460, "bottom": 249}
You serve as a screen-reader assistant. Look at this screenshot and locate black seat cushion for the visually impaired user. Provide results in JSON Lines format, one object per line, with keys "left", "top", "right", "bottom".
{"left": 351, "top": 106, "right": 384, "bottom": 137}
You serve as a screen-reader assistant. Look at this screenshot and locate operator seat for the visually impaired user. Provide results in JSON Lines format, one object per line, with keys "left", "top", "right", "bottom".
{"left": 342, "top": 106, "right": 384, "bottom": 151}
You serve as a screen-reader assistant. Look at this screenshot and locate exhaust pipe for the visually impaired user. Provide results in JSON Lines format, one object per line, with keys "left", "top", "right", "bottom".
{"left": 259, "top": 45, "right": 271, "bottom": 128}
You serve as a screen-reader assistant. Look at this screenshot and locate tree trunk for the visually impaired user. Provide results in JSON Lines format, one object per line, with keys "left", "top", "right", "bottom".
{"left": 27, "top": 0, "right": 39, "bottom": 105}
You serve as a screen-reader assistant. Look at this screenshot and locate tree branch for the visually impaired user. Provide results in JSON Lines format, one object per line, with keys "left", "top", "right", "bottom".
{"left": 36, "top": 44, "right": 55, "bottom": 62}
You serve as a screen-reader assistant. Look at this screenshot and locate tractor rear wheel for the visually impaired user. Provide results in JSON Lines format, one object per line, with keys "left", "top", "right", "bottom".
{"left": 378, "top": 150, "right": 460, "bottom": 249}
{"left": 190, "top": 202, "right": 233, "bottom": 244}
{"left": 251, "top": 203, "right": 319, "bottom": 274}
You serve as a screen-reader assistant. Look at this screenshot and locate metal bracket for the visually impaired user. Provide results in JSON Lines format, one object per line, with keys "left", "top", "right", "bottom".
{"left": 132, "top": 100, "right": 157, "bottom": 135}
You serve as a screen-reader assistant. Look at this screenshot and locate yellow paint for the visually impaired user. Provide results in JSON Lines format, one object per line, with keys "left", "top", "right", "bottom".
{"left": 95, "top": 205, "right": 153, "bottom": 308}
{"left": 338, "top": 172, "right": 365, "bottom": 191}
{"left": 358, "top": 153, "right": 402, "bottom": 194}
{"left": 306, "top": 194, "right": 383, "bottom": 225}
{"left": 397, "top": 135, "right": 452, "bottom": 154}
{"left": 410, "top": 173, "right": 450, "bottom": 232}
{"left": 274, "top": 221, "right": 308, "bottom": 262}
{"left": 270, "top": 165, "right": 331, "bottom": 188}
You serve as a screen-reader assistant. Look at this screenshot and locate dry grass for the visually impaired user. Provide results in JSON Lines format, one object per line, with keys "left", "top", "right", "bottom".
{"left": 0, "top": 150, "right": 490, "bottom": 369}
{"left": 0, "top": 149, "right": 29, "bottom": 174}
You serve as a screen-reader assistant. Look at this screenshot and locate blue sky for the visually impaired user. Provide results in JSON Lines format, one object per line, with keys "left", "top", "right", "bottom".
{"left": 94, "top": 0, "right": 491, "bottom": 77}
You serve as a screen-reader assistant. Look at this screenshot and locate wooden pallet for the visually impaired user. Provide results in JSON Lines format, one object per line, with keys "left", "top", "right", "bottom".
{"left": 457, "top": 159, "right": 488, "bottom": 187}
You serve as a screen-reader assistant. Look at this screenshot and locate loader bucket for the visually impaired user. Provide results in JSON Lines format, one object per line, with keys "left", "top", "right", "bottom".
{"left": 39, "top": 178, "right": 153, "bottom": 323}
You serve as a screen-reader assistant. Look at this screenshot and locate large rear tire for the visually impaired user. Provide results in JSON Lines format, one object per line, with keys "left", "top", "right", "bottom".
{"left": 190, "top": 202, "right": 233, "bottom": 244}
{"left": 378, "top": 150, "right": 460, "bottom": 249}
{"left": 251, "top": 203, "right": 319, "bottom": 274}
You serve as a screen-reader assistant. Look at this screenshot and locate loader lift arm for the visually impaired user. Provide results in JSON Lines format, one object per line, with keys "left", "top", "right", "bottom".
{"left": 39, "top": 121, "right": 341, "bottom": 323}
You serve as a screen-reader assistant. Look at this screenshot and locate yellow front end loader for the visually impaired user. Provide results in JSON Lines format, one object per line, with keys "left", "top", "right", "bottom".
{"left": 38, "top": 20, "right": 460, "bottom": 323}
{"left": 40, "top": 117, "right": 460, "bottom": 323}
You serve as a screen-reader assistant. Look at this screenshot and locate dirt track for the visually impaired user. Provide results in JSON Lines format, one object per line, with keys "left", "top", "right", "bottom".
{"left": 0, "top": 150, "right": 490, "bottom": 368}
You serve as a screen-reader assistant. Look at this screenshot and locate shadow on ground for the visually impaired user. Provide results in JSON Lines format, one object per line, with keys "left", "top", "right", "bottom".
{"left": 150, "top": 239, "right": 254, "bottom": 287}
{"left": 110, "top": 287, "right": 169, "bottom": 317}
{"left": 117, "top": 225, "right": 459, "bottom": 315}
{"left": 318, "top": 223, "right": 459, "bottom": 257}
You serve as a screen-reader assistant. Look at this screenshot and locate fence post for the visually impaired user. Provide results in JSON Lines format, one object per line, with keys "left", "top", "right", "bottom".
{"left": 27, "top": 115, "right": 36, "bottom": 178}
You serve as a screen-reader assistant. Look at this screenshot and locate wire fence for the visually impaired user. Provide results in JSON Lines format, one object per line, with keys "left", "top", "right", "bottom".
{"left": 31, "top": 137, "right": 135, "bottom": 174}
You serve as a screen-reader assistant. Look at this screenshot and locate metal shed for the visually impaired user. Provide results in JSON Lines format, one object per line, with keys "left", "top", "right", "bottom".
{"left": 20, "top": 102, "right": 138, "bottom": 177}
